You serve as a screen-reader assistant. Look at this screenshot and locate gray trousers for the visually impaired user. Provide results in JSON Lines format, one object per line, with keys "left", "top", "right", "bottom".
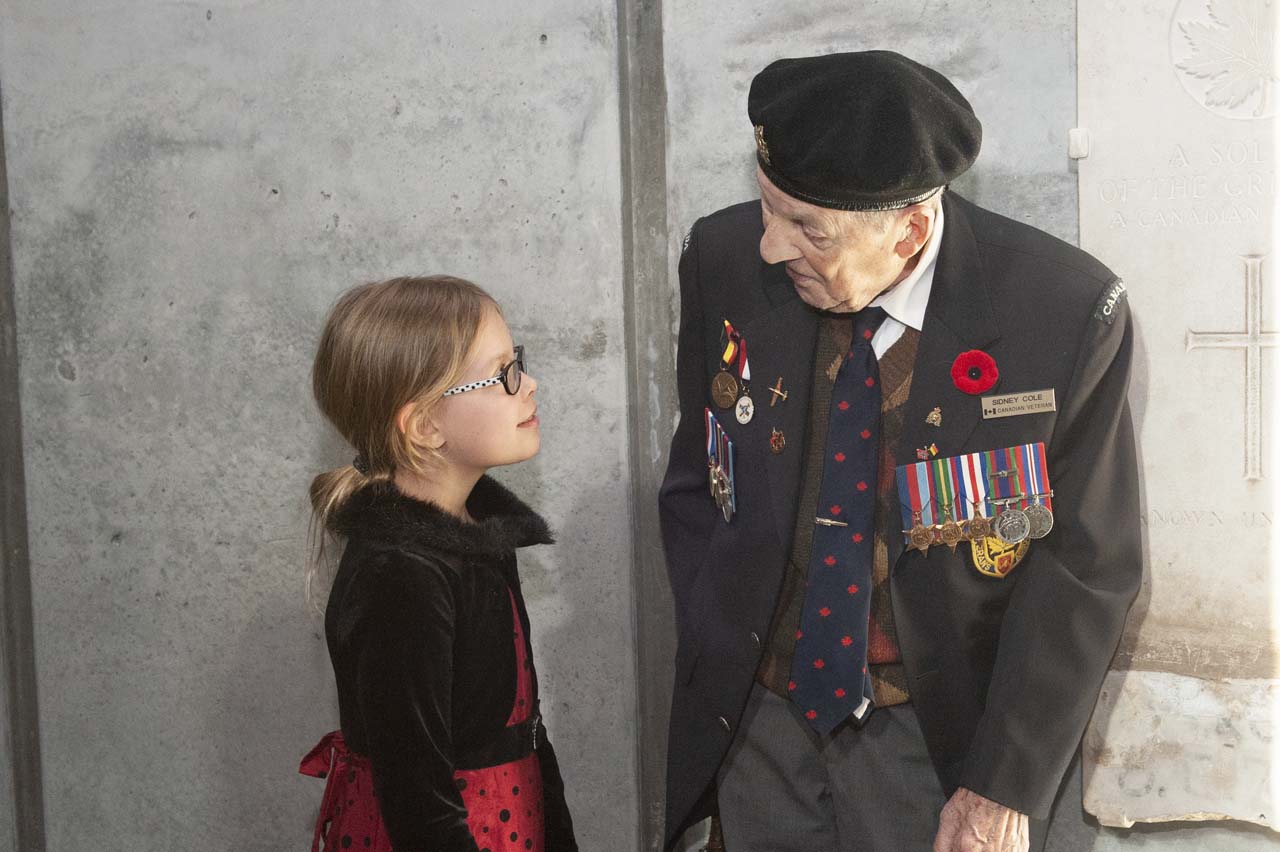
{"left": 716, "top": 683, "right": 1071, "bottom": 852}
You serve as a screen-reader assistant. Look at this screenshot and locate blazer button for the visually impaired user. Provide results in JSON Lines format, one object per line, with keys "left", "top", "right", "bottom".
{"left": 717, "top": 716, "right": 731, "bottom": 735}
{"left": 750, "top": 631, "right": 762, "bottom": 650}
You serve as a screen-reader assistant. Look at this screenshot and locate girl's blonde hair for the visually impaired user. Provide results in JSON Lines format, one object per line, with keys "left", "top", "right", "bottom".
{"left": 306, "top": 275, "right": 497, "bottom": 611}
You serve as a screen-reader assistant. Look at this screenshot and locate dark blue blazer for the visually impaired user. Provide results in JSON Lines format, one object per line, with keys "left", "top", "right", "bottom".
{"left": 659, "top": 192, "right": 1141, "bottom": 847}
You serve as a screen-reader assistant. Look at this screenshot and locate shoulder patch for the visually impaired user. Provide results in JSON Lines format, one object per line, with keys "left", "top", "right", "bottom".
{"left": 1093, "top": 279, "right": 1127, "bottom": 325}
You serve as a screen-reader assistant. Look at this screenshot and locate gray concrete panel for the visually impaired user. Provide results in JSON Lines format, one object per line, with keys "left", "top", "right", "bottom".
{"left": 0, "top": 2, "right": 635, "bottom": 849}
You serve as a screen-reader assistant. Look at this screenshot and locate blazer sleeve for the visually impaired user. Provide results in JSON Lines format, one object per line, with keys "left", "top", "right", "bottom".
{"left": 658, "top": 220, "right": 720, "bottom": 646}
{"left": 352, "top": 552, "right": 481, "bottom": 852}
{"left": 959, "top": 281, "right": 1143, "bottom": 818}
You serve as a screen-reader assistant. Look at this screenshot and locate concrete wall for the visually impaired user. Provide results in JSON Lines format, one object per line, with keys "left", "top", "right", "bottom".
{"left": 0, "top": 1, "right": 1274, "bottom": 851}
{"left": 0, "top": 2, "right": 635, "bottom": 850}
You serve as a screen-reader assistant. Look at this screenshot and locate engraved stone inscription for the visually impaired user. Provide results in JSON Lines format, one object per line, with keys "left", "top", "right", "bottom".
{"left": 1096, "top": 140, "right": 1272, "bottom": 230}
{"left": 1080, "top": 0, "right": 1277, "bottom": 826}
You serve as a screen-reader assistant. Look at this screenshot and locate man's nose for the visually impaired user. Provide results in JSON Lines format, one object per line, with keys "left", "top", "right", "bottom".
{"left": 759, "top": 217, "right": 799, "bottom": 265}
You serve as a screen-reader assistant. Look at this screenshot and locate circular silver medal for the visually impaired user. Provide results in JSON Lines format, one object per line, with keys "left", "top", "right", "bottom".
{"left": 1025, "top": 504, "right": 1054, "bottom": 539}
{"left": 735, "top": 394, "right": 755, "bottom": 425}
{"left": 993, "top": 508, "right": 1030, "bottom": 545}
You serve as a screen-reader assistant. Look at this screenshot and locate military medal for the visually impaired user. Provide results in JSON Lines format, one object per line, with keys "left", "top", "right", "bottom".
{"left": 993, "top": 506, "right": 1030, "bottom": 544}
{"left": 937, "top": 501, "right": 963, "bottom": 553}
{"left": 717, "top": 320, "right": 754, "bottom": 421}
{"left": 712, "top": 320, "right": 743, "bottom": 409}
{"left": 704, "top": 408, "right": 736, "bottom": 522}
{"left": 770, "top": 428, "right": 786, "bottom": 454}
{"left": 1025, "top": 491, "right": 1054, "bottom": 539}
{"left": 962, "top": 514, "right": 993, "bottom": 541}
{"left": 711, "top": 371, "right": 738, "bottom": 409}
{"left": 926, "top": 406, "right": 942, "bottom": 427}
{"left": 897, "top": 442, "right": 1053, "bottom": 560}
{"left": 1018, "top": 442, "right": 1055, "bottom": 539}
{"left": 904, "top": 511, "right": 933, "bottom": 553}
{"left": 713, "top": 468, "right": 733, "bottom": 523}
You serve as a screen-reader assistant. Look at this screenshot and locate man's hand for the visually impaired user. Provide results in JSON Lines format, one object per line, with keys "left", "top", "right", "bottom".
{"left": 933, "top": 787, "right": 1029, "bottom": 852}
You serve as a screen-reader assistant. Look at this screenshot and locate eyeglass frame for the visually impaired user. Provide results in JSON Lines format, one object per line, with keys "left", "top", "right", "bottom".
{"left": 442, "top": 345, "right": 525, "bottom": 397}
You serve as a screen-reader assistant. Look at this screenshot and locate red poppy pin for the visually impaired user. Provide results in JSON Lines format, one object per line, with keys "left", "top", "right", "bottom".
{"left": 951, "top": 350, "right": 999, "bottom": 395}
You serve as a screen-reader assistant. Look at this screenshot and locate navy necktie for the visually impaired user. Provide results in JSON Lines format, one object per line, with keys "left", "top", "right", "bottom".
{"left": 790, "top": 306, "right": 888, "bottom": 734}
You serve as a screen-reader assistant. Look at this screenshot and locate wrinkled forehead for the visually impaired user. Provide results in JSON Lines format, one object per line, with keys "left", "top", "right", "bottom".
{"left": 757, "top": 167, "right": 848, "bottom": 229}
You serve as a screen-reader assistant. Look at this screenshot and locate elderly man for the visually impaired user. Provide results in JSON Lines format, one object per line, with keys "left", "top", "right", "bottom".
{"left": 659, "top": 51, "right": 1141, "bottom": 852}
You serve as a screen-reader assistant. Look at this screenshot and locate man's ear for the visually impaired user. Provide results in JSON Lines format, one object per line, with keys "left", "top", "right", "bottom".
{"left": 895, "top": 205, "right": 936, "bottom": 258}
{"left": 397, "top": 400, "right": 445, "bottom": 451}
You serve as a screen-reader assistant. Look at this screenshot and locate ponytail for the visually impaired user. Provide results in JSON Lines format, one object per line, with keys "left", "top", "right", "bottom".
{"left": 305, "top": 461, "right": 386, "bottom": 615}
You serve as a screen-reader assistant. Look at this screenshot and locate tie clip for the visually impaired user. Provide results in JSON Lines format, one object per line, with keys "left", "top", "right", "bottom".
{"left": 814, "top": 517, "right": 849, "bottom": 527}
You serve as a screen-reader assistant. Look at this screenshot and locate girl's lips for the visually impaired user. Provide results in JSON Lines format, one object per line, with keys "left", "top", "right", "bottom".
{"left": 517, "top": 412, "right": 539, "bottom": 428}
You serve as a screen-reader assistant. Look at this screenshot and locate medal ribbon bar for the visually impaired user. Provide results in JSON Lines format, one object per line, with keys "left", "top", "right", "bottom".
{"left": 896, "top": 442, "right": 1051, "bottom": 546}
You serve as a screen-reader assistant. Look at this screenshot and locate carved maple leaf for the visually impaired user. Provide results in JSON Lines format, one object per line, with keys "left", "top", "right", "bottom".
{"left": 1176, "top": 0, "right": 1277, "bottom": 114}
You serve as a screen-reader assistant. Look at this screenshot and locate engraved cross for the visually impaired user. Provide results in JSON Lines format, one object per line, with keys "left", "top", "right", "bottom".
{"left": 1186, "top": 255, "right": 1277, "bottom": 480}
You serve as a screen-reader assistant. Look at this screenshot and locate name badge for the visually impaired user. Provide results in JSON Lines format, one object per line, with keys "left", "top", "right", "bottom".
{"left": 980, "top": 389, "right": 1056, "bottom": 420}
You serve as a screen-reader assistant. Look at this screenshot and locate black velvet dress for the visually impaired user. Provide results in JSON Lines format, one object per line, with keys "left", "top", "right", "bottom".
{"left": 305, "top": 476, "right": 577, "bottom": 852}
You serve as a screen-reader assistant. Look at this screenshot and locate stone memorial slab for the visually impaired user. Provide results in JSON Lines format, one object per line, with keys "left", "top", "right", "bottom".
{"left": 1078, "top": 0, "right": 1277, "bottom": 828}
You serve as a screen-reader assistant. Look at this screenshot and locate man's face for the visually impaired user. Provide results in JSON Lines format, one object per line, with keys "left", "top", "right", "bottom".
{"left": 757, "top": 168, "right": 916, "bottom": 313}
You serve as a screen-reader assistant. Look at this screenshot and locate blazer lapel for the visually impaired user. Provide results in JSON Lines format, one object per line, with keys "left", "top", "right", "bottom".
{"left": 737, "top": 261, "right": 820, "bottom": 553}
{"left": 892, "top": 194, "right": 1001, "bottom": 565}
{"left": 897, "top": 194, "right": 1001, "bottom": 463}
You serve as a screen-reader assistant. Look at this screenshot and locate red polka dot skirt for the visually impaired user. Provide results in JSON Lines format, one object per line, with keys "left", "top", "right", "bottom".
{"left": 300, "top": 587, "right": 545, "bottom": 852}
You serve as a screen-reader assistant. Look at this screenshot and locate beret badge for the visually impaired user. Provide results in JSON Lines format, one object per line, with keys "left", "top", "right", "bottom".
{"left": 754, "top": 124, "right": 771, "bottom": 165}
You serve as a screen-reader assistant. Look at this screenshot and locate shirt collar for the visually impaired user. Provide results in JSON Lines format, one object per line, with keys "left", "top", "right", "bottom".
{"left": 869, "top": 202, "right": 945, "bottom": 332}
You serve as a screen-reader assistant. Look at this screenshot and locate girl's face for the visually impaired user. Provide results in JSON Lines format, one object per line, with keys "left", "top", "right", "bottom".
{"left": 432, "top": 306, "right": 540, "bottom": 473}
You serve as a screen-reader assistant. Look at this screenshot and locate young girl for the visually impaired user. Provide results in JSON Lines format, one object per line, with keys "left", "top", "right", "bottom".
{"left": 299, "top": 275, "right": 577, "bottom": 852}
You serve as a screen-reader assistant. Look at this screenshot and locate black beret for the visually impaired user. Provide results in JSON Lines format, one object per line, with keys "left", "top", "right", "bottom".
{"left": 748, "top": 50, "right": 982, "bottom": 211}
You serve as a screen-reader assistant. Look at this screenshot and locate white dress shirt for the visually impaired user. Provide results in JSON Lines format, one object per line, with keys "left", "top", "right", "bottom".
{"left": 868, "top": 203, "right": 945, "bottom": 358}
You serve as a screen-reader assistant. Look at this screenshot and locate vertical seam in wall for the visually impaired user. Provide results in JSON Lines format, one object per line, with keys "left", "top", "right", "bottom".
{"left": 0, "top": 80, "right": 48, "bottom": 852}
{"left": 614, "top": 1, "right": 676, "bottom": 850}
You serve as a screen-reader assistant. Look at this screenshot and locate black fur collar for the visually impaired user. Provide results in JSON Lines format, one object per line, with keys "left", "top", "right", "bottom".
{"left": 334, "top": 475, "right": 554, "bottom": 558}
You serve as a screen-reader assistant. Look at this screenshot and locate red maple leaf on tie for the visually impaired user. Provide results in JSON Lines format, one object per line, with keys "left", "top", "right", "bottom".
{"left": 795, "top": 630, "right": 803, "bottom": 640}
{"left": 814, "top": 659, "right": 825, "bottom": 669}
{"left": 860, "top": 429, "right": 871, "bottom": 439}
{"left": 838, "top": 400, "right": 850, "bottom": 411}
{"left": 841, "top": 636, "right": 853, "bottom": 647}
{"left": 856, "top": 481, "right": 868, "bottom": 492}
{"left": 823, "top": 555, "right": 837, "bottom": 566}
{"left": 852, "top": 533, "right": 864, "bottom": 543}
{"left": 863, "top": 329, "right": 873, "bottom": 340}
{"left": 834, "top": 688, "right": 847, "bottom": 698}
{"left": 865, "top": 377, "right": 875, "bottom": 387}
{"left": 788, "top": 681, "right": 797, "bottom": 692}
{"left": 830, "top": 505, "right": 842, "bottom": 515}
{"left": 834, "top": 452, "right": 846, "bottom": 462}
{"left": 806, "top": 710, "right": 817, "bottom": 720}
{"left": 819, "top": 607, "right": 831, "bottom": 617}
{"left": 847, "top": 584, "right": 859, "bottom": 595}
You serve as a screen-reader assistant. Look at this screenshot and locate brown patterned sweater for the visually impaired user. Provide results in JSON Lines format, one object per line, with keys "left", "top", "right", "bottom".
{"left": 756, "top": 316, "right": 920, "bottom": 708}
